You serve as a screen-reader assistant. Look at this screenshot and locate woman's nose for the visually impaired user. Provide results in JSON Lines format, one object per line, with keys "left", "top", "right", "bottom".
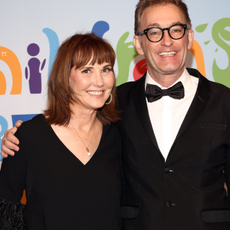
{"left": 93, "top": 72, "right": 104, "bottom": 87}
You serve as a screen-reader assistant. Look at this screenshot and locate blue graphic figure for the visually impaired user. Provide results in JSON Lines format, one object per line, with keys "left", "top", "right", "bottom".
{"left": 0, "top": 116, "right": 8, "bottom": 161}
{"left": 91, "top": 21, "right": 109, "bottom": 38}
{"left": 12, "top": 114, "right": 37, "bottom": 126}
{"left": 42, "top": 28, "right": 59, "bottom": 79}
{"left": 25, "top": 43, "right": 46, "bottom": 94}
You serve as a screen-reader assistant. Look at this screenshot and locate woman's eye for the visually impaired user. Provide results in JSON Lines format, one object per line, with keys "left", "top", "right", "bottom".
{"left": 82, "top": 69, "right": 90, "bottom": 73}
{"left": 102, "top": 67, "right": 112, "bottom": 73}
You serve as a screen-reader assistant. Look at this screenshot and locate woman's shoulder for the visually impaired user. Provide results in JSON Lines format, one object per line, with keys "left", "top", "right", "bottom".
{"left": 16, "top": 114, "right": 48, "bottom": 137}
{"left": 21, "top": 114, "right": 46, "bottom": 127}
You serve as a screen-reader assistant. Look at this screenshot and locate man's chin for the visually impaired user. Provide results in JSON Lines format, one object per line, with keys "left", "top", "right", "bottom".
{"left": 158, "top": 65, "right": 185, "bottom": 76}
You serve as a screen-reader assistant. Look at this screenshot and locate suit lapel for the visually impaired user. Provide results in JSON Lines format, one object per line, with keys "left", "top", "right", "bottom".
{"left": 131, "top": 69, "right": 210, "bottom": 162}
{"left": 168, "top": 69, "right": 211, "bottom": 159}
{"left": 132, "top": 74, "right": 161, "bottom": 153}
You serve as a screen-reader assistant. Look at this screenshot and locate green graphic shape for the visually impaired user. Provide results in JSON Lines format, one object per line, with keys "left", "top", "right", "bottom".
{"left": 116, "top": 32, "right": 138, "bottom": 86}
{"left": 195, "top": 23, "right": 208, "bottom": 33}
{"left": 212, "top": 18, "right": 230, "bottom": 87}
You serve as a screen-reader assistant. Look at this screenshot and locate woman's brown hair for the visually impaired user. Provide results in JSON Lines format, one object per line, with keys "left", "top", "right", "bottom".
{"left": 44, "top": 33, "right": 120, "bottom": 125}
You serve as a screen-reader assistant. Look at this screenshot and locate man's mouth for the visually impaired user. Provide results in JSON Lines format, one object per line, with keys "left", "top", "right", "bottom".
{"left": 159, "top": 52, "right": 176, "bottom": 57}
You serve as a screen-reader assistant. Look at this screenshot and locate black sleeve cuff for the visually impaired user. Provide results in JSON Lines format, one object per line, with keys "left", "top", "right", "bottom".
{"left": 0, "top": 197, "right": 25, "bottom": 230}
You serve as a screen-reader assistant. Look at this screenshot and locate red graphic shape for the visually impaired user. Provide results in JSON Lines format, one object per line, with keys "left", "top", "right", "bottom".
{"left": 133, "top": 58, "right": 147, "bottom": 81}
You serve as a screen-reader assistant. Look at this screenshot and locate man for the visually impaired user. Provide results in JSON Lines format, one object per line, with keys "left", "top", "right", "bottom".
{"left": 2, "top": 0, "right": 230, "bottom": 229}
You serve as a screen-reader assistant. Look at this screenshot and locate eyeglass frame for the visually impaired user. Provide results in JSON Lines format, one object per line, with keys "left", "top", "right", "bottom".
{"left": 137, "top": 23, "right": 188, "bottom": 43}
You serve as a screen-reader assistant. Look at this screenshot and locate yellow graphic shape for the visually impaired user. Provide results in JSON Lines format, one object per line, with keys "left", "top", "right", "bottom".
{"left": 0, "top": 71, "right": 6, "bottom": 95}
{"left": 0, "top": 47, "right": 22, "bottom": 94}
{"left": 189, "top": 40, "right": 206, "bottom": 78}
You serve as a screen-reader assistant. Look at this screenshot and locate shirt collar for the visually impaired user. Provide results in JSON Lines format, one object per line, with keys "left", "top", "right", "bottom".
{"left": 145, "top": 68, "right": 196, "bottom": 93}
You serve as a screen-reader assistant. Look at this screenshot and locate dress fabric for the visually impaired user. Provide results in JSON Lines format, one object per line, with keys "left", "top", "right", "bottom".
{"left": 0, "top": 114, "right": 122, "bottom": 230}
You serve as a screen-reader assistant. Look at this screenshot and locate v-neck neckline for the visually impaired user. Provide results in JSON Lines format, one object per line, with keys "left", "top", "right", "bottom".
{"left": 48, "top": 124, "right": 105, "bottom": 166}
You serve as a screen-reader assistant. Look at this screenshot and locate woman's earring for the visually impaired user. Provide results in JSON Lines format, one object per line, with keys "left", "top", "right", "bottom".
{"left": 105, "top": 94, "right": 112, "bottom": 105}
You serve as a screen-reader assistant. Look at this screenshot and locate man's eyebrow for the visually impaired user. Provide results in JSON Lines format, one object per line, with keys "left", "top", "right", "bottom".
{"left": 147, "top": 21, "right": 183, "bottom": 28}
{"left": 147, "top": 23, "right": 160, "bottom": 28}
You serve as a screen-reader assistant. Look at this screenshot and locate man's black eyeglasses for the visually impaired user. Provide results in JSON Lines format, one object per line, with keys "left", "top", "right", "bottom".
{"left": 138, "top": 24, "right": 187, "bottom": 43}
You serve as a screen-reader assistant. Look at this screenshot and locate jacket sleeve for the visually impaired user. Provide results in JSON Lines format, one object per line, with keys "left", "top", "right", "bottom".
{"left": 0, "top": 197, "right": 25, "bottom": 229}
{"left": 0, "top": 126, "right": 27, "bottom": 229}
{"left": 225, "top": 142, "right": 230, "bottom": 205}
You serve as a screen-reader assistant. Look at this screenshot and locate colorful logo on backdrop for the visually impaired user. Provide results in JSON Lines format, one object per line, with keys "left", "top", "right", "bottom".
{"left": 116, "top": 18, "right": 230, "bottom": 86}
{"left": 0, "top": 47, "right": 22, "bottom": 95}
{"left": 1, "top": 19, "right": 230, "bottom": 93}
{"left": 195, "top": 18, "right": 230, "bottom": 86}
{"left": 0, "top": 18, "right": 230, "bottom": 160}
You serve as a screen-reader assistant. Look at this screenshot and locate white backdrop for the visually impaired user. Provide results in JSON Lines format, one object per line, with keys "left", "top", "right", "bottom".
{"left": 1, "top": 0, "right": 230, "bottom": 162}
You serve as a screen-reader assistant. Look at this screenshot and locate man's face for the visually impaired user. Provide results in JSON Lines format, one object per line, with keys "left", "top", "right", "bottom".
{"left": 134, "top": 3, "right": 194, "bottom": 83}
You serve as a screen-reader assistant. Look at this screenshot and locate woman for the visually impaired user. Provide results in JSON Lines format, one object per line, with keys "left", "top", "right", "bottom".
{"left": 0, "top": 33, "right": 122, "bottom": 230}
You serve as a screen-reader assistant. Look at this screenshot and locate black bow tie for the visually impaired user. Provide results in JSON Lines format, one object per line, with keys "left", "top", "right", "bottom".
{"left": 145, "top": 81, "right": 184, "bottom": 102}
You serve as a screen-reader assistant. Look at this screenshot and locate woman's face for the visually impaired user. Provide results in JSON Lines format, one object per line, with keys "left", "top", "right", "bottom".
{"left": 69, "top": 61, "right": 114, "bottom": 112}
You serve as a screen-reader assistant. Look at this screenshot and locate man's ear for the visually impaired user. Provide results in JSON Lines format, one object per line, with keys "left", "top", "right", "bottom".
{"left": 187, "top": 29, "right": 194, "bottom": 50}
{"left": 133, "top": 35, "right": 144, "bottom": 56}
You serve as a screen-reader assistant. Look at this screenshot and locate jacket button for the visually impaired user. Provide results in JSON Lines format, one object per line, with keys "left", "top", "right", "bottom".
{"left": 166, "top": 201, "right": 176, "bottom": 208}
{"left": 164, "top": 167, "right": 174, "bottom": 173}
{"left": 166, "top": 201, "right": 172, "bottom": 207}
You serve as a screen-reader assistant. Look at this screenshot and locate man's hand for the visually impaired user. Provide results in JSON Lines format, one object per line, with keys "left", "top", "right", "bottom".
{"left": 1, "top": 120, "right": 23, "bottom": 158}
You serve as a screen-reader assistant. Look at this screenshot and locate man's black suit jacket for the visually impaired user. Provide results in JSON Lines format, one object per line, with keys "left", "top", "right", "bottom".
{"left": 117, "top": 68, "right": 230, "bottom": 230}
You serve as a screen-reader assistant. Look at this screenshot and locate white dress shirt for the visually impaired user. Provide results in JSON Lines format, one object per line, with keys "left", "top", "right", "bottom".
{"left": 145, "top": 69, "right": 199, "bottom": 160}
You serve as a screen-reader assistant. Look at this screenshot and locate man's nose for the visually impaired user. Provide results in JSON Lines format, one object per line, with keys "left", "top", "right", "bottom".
{"left": 161, "top": 29, "right": 173, "bottom": 46}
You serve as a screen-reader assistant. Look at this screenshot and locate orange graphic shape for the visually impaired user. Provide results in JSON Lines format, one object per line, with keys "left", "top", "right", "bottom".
{"left": 21, "top": 189, "right": 27, "bottom": 204}
{"left": 0, "top": 71, "right": 6, "bottom": 95}
{"left": 189, "top": 40, "right": 206, "bottom": 78}
{"left": 0, "top": 46, "right": 22, "bottom": 94}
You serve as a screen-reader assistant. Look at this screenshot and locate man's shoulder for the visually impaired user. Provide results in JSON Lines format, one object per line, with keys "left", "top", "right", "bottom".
{"left": 117, "top": 79, "right": 137, "bottom": 90}
{"left": 117, "top": 81, "right": 135, "bottom": 95}
{"left": 117, "top": 74, "right": 146, "bottom": 96}
{"left": 187, "top": 68, "right": 230, "bottom": 94}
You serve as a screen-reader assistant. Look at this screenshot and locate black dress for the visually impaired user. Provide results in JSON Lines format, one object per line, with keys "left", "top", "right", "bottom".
{"left": 0, "top": 114, "right": 122, "bottom": 230}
